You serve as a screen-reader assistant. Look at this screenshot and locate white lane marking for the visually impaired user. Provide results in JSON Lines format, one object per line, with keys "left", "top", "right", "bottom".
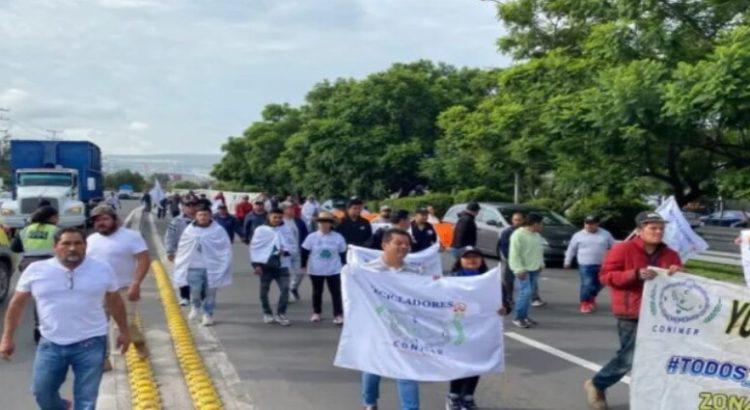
{"left": 123, "top": 206, "right": 141, "bottom": 228}
{"left": 505, "top": 331, "right": 631, "bottom": 385}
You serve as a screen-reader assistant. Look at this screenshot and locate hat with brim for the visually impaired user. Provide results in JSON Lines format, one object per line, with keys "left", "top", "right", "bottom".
{"left": 315, "top": 211, "right": 336, "bottom": 223}
{"left": 458, "top": 246, "right": 482, "bottom": 258}
{"left": 584, "top": 215, "right": 600, "bottom": 223}
{"left": 636, "top": 211, "right": 668, "bottom": 226}
{"left": 90, "top": 204, "right": 117, "bottom": 220}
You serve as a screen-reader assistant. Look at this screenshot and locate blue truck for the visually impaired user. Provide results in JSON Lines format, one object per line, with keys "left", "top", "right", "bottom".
{"left": 0, "top": 140, "right": 103, "bottom": 228}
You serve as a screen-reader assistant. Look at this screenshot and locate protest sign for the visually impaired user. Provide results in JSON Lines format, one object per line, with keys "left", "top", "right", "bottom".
{"left": 741, "top": 230, "right": 750, "bottom": 286}
{"left": 346, "top": 243, "right": 443, "bottom": 276}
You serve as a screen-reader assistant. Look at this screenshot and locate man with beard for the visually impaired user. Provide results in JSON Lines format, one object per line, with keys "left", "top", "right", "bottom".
{"left": 1, "top": 228, "right": 130, "bottom": 409}
{"left": 86, "top": 205, "right": 150, "bottom": 366}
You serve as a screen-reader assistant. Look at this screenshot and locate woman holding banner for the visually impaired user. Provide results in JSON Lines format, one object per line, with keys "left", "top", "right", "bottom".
{"left": 445, "top": 246, "right": 510, "bottom": 410}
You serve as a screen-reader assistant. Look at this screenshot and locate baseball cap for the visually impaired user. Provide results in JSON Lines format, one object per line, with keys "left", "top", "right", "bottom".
{"left": 584, "top": 215, "right": 600, "bottom": 223}
{"left": 466, "top": 202, "right": 480, "bottom": 212}
{"left": 458, "top": 246, "right": 482, "bottom": 258}
{"left": 635, "top": 211, "right": 667, "bottom": 226}
{"left": 389, "top": 209, "right": 410, "bottom": 224}
{"left": 527, "top": 212, "right": 543, "bottom": 224}
{"left": 90, "top": 204, "right": 117, "bottom": 220}
{"left": 315, "top": 211, "right": 336, "bottom": 223}
{"left": 380, "top": 204, "right": 392, "bottom": 211}
{"left": 415, "top": 207, "right": 429, "bottom": 215}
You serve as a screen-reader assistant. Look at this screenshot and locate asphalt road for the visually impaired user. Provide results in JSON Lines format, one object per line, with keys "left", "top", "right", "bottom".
{"left": 148, "top": 215, "right": 631, "bottom": 410}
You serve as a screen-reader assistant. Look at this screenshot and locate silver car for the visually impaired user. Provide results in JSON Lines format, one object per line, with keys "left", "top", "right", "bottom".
{"left": 443, "top": 202, "right": 577, "bottom": 265}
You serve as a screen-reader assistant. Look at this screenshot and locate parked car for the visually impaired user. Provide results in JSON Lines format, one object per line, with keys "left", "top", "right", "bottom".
{"left": 700, "top": 210, "right": 749, "bottom": 228}
{"left": 443, "top": 202, "right": 578, "bottom": 265}
{"left": 681, "top": 211, "right": 703, "bottom": 228}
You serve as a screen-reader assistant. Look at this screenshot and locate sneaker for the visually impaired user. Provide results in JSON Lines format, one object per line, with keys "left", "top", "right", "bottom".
{"left": 525, "top": 317, "right": 539, "bottom": 327}
{"left": 275, "top": 314, "right": 291, "bottom": 326}
{"left": 262, "top": 314, "right": 275, "bottom": 324}
{"left": 461, "top": 397, "right": 478, "bottom": 410}
{"left": 445, "top": 395, "right": 462, "bottom": 410}
{"left": 103, "top": 357, "right": 113, "bottom": 372}
{"left": 201, "top": 314, "right": 214, "bottom": 326}
{"left": 531, "top": 298, "right": 547, "bottom": 307}
{"left": 179, "top": 298, "right": 189, "bottom": 306}
{"left": 333, "top": 316, "right": 344, "bottom": 326}
{"left": 584, "top": 379, "right": 607, "bottom": 410}
{"left": 512, "top": 319, "right": 530, "bottom": 329}
{"left": 580, "top": 302, "right": 593, "bottom": 314}
{"left": 188, "top": 306, "right": 199, "bottom": 321}
{"left": 291, "top": 289, "right": 301, "bottom": 302}
{"left": 310, "top": 313, "right": 322, "bottom": 322}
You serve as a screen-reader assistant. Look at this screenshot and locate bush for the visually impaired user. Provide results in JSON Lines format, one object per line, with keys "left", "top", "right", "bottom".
{"left": 566, "top": 193, "right": 649, "bottom": 239}
{"left": 525, "top": 197, "right": 565, "bottom": 213}
{"left": 379, "top": 193, "right": 455, "bottom": 218}
{"left": 453, "top": 187, "right": 511, "bottom": 204}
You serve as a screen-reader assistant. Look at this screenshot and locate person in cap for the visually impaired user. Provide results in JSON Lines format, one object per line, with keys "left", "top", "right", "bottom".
{"left": 301, "top": 211, "right": 347, "bottom": 324}
{"left": 450, "top": 201, "right": 480, "bottom": 257}
{"left": 411, "top": 207, "right": 438, "bottom": 252}
{"left": 280, "top": 201, "right": 309, "bottom": 302}
{"left": 445, "top": 246, "right": 510, "bottom": 410}
{"left": 213, "top": 203, "right": 240, "bottom": 243}
{"left": 583, "top": 211, "right": 682, "bottom": 410}
{"left": 166, "top": 197, "right": 200, "bottom": 306}
{"left": 336, "top": 197, "right": 373, "bottom": 249}
{"left": 250, "top": 208, "right": 294, "bottom": 326}
{"left": 368, "top": 210, "right": 412, "bottom": 250}
{"left": 86, "top": 204, "right": 150, "bottom": 364}
{"left": 10, "top": 205, "right": 60, "bottom": 343}
{"left": 372, "top": 205, "right": 392, "bottom": 224}
{"left": 564, "top": 215, "right": 615, "bottom": 314}
{"left": 509, "top": 212, "right": 545, "bottom": 329}
{"left": 241, "top": 198, "right": 268, "bottom": 244}
{"left": 173, "top": 205, "right": 233, "bottom": 326}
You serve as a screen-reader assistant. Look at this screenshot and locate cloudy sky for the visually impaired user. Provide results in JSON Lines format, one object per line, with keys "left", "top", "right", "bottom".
{"left": 0, "top": 0, "right": 510, "bottom": 155}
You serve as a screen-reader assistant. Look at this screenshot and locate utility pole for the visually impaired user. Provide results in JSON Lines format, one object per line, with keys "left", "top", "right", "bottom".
{"left": 46, "top": 129, "right": 63, "bottom": 140}
{"left": 514, "top": 171, "right": 520, "bottom": 204}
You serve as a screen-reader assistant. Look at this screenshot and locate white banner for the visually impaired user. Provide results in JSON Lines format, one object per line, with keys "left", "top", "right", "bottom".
{"left": 655, "top": 196, "right": 709, "bottom": 262}
{"left": 741, "top": 230, "right": 750, "bottom": 286}
{"left": 346, "top": 243, "right": 443, "bottom": 277}
{"left": 631, "top": 270, "right": 750, "bottom": 409}
{"left": 334, "top": 265, "right": 504, "bottom": 382}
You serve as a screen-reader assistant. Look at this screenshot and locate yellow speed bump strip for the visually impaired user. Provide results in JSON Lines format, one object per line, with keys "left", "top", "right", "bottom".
{"left": 124, "top": 314, "right": 162, "bottom": 410}
{"left": 151, "top": 260, "right": 224, "bottom": 410}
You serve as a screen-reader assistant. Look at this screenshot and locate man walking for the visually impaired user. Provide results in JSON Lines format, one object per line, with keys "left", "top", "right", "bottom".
{"left": 564, "top": 215, "right": 615, "bottom": 313}
{"left": 234, "top": 195, "right": 253, "bottom": 225}
{"left": 301, "top": 194, "right": 319, "bottom": 231}
{"left": 281, "top": 201, "right": 309, "bottom": 302}
{"left": 450, "top": 202, "right": 480, "bottom": 257}
{"left": 141, "top": 191, "right": 152, "bottom": 213}
{"left": 86, "top": 205, "right": 150, "bottom": 363}
{"left": 213, "top": 204, "right": 240, "bottom": 243}
{"left": 166, "top": 198, "right": 199, "bottom": 306}
{"left": 509, "top": 212, "right": 545, "bottom": 328}
{"left": 584, "top": 212, "right": 681, "bottom": 410}
{"left": 368, "top": 210, "right": 411, "bottom": 250}
{"left": 1, "top": 228, "right": 130, "bottom": 409}
{"left": 499, "top": 211, "right": 525, "bottom": 308}
{"left": 353, "top": 228, "right": 421, "bottom": 410}
{"left": 372, "top": 205, "right": 392, "bottom": 224}
{"left": 250, "top": 209, "right": 293, "bottom": 326}
{"left": 336, "top": 198, "right": 373, "bottom": 250}
{"left": 169, "top": 193, "right": 182, "bottom": 218}
{"left": 173, "top": 205, "right": 233, "bottom": 326}
{"left": 242, "top": 199, "right": 268, "bottom": 243}
{"left": 411, "top": 207, "right": 438, "bottom": 252}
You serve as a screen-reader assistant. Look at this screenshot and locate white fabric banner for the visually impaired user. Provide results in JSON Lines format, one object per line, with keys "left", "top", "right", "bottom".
{"left": 655, "top": 196, "right": 709, "bottom": 262}
{"left": 741, "top": 230, "right": 750, "bottom": 286}
{"left": 631, "top": 270, "right": 750, "bottom": 409}
{"left": 149, "top": 179, "right": 166, "bottom": 205}
{"left": 334, "top": 265, "right": 504, "bottom": 381}
{"left": 346, "top": 243, "right": 442, "bottom": 277}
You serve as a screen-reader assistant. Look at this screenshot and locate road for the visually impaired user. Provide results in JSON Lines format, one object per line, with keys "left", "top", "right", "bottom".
{"left": 1, "top": 202, "right": 632, "bottom": 409}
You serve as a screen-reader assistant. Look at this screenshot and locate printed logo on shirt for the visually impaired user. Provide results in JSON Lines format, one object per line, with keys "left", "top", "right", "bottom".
{"left": 319, "top": 249, "right": 333, "bottom": 259}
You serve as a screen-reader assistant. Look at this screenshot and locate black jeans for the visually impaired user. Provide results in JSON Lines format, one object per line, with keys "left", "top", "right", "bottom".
{"left": 592, "top": 318, "right": 638, "bottom": 391}
{"left": 310, "top": 274, "right": 343, "bottom": 316}
{"left": 260, "top": 266, "right": 290, "bottom": 315}
{"left": 501, "top": 260, "right": 515, "bottom": 305}
{"left": 180, "top": 285, "right": 205, "bottom": 301}
{"left": 449, "top": 376, "right": 480, "bottom": 398}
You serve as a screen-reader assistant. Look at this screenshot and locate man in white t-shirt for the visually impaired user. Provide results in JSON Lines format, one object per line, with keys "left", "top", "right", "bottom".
{"left": 86, "top": 205, "right": 150, "bottom": 360}
{"left": 1, "top": 227, "right": 130, "bottom": 409}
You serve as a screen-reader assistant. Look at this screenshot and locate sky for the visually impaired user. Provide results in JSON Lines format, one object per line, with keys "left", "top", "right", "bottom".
{"left": 0, "top": 0, "right": 510, "bottom": 155}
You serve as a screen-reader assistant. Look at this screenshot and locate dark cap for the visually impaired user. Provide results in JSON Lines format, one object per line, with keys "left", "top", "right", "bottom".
{"left": 415, "top": 207, "right": 429, "bottom": 215}
{"left": 635, "top": 211, "right": 667, "bottom": 226}
{"left": 269, "top": 207, "right": 283, "bottom": 215}
{"left": 466, "top": 202, "right": 480, "bottom": 212}
{"left": 347, "top": 197, "right": 363, "bottom": 208}
{"left": 458, "top": 246, "right": 482, "bottom": 258}
{"left": 526, "top": 212, "right": 543, "bottom": 224}
{"left": 584, "top": 215, "right": 600, "bottom": 223}
{"left": 390, "top": 209, "right": 410, "bottom": 224}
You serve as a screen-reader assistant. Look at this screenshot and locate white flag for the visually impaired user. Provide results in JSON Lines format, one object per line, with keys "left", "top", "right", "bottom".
{"left": 655, "top": 196, "right": 709, "bottom": 262}
{"left": 334, "top": 265, "right": 504, "bottom": 381}
{"left": 346, "top": 243, "right": 442, "bottom": 277}
{"left": 149, "top": 179, "right": 165, "bottom": 205}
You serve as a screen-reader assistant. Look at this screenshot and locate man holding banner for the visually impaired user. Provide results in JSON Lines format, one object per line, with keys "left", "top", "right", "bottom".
{"left": 584, "top": 211, "right": 682, "bottom": 410}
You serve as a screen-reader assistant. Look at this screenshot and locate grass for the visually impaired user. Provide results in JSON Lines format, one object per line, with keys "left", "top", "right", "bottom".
{"left": 684, "top": 260, "right": 745, "bottom": 283}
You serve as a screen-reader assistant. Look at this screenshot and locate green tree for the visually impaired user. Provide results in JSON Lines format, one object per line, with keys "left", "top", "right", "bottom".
{"left": 104, "top": 170, "right": 146, "bottom": 192}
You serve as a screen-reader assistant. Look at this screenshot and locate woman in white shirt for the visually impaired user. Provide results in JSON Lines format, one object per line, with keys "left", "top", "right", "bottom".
{"left": 301, "top": 211, "right": 348, "bottom": 325}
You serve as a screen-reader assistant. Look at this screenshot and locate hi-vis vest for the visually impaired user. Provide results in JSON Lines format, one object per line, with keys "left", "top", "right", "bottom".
{"left": 20, "top": 223, "right": 57, "bottom": 257}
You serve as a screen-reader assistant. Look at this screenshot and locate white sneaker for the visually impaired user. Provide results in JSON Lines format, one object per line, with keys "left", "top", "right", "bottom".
{"left": 179, "top": 298, "right": 189, "bottom": 306}
{"left": 201, "top": 314, "right": 214, "bottom": 326}
{"left": 188, "top": 306, "right": 199, "bottom": 321}
{"left": 333, "top": 316, "right": 344, "bottom": 326}
{"left": 310, "top": 313, "right": 322, "bottom": 322}
{"left": 275, "top": 314, "right": 291, "bottom": 326}
{"left": 262, "top": 314, "right": 275, "bottom": 324}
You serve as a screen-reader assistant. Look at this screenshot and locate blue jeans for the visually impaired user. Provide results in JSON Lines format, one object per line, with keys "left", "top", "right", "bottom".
{"left": 188, "top": 268, "right": 218, "bottom": 315}
{"left": 592, "top": 319, "right": 638, "bottom": 391}
{"left": 579, "top": 264, "right": 602, "bottom": 302}
{"left": 32, "top": 336, "right": 107, "bottom": 410}
{"left": 514, "top": 271, "right": 540, "bottom": 321}
{"left": 361, "top": 372, "right": 419, "bottom": 410}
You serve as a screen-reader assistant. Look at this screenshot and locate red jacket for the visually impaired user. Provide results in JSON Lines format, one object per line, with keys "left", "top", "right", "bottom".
{"left": 599, "top": 237, "right": 682, "bottom": 319}
{"left": 235, "top": 202, "right": 253, "bottom": 222}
